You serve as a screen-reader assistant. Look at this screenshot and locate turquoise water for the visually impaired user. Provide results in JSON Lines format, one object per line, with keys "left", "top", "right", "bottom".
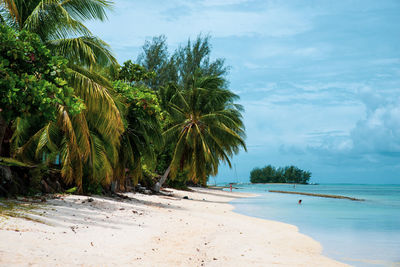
{"left": 230, "top": 184, "right": 400, "bottom": 266}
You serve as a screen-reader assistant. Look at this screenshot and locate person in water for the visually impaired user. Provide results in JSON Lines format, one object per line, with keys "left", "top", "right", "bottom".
{"left": 298, "top": 199, "right": 302, "bottom": 204}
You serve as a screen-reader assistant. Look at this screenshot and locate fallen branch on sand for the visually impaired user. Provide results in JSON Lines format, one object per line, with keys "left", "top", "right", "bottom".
{"left": 268, "top": 190, "right": 365, "bottom": 201}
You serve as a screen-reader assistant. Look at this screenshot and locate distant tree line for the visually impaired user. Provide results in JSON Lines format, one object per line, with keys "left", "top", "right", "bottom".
{"left": 250, "top": 165, "right": 311, "bottom": 184}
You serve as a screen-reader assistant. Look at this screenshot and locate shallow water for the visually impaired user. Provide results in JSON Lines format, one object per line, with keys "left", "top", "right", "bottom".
{"left": 230, "top": 184, "right": 400, "bottom": 266}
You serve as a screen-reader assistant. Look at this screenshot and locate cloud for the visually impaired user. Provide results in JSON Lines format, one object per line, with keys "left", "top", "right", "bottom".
{"left": 241, "top": 96, "right": 364, "bottom": 150}
{"left": 238, "top": 80, "right": 362, "bottom": 106}
{"left": 252, "top": 44, "right": 331, "bottom": 60}
{"left": 370, "top": 58, "right": 400, "bottom": 66}
{"left": 351, "top": 92, "right": 400, "bottom": 155}
{"left": 300, "top": 87, "right": 400, "bottom": 162}
{"left": 201, "top": 0, "right": 252, "bottom": 7}
{"left": 307, "top": 131, "right": 353, "bottom": 153}
{"left": 241, "top": 81, "right": 400, "bottom": 165}
{"left": 87, "top": 0, "right": 314, "bottom": 51}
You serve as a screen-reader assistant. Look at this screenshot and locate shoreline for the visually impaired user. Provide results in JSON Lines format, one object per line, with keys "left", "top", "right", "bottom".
{"left": 0, "top": 188, "right": 348, "bottom": 266}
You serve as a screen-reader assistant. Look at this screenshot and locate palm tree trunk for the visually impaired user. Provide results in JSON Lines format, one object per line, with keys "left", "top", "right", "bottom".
{"left": 0, "top": 114, "right": 7, "bottom": 156}
{"left": 153, "top": 165, "right": 171, "bottom": 192}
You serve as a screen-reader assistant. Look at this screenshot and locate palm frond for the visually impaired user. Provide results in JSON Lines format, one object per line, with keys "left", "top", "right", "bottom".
{"left": 164, "top": 74, "right": 246, "bottom": 184}
{"left": 89, "top": 132, "right": 113, "bottom": 186}
{"left": 169, "top": 129, "right": 189, "bottom": 179}
{"left": 48, "top": 35, "right": 117, "bottom": 68}
{"left": 14, "top": 125, "right": 46, "bottom": 163}
{"left": 35, "top": 123, "right": 58, "bottom": 158}
{"left": 57, "top": 105, "right": 84, "bottom": 189}
{"left": 61, "top": 0, "right": 112, "bottom": 22}
{"left": 67, "top": 64, "right": 124, "bottom": 146}
{"left": 23, "top": 1, "right": 92, "bottom": 40}
{"left": 71, "top": 112, "right": 90, "bottom": 160}
{"left": 10, "top": 117, "right": 31, "bottom": 156}
{"left": 0, "top": 0, "right": 20, "bottom": 26}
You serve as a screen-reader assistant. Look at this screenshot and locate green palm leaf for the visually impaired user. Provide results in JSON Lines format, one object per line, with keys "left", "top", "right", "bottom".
{"left": 48, "top": 36, "right": 117, "bottom": 68}
{"left": 164, "top": 75, "right": 246, "bottom": 185}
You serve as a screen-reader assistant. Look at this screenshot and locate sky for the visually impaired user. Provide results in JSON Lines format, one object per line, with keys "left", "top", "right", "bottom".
{"left": 87, "top": 0, "right": 400, "bottom": 184}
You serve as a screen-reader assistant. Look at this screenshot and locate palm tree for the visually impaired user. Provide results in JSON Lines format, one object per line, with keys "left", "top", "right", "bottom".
{"left": 153, "top": 75, "right": 246, "bottom": 191}
{"left": 112, "top": 82, "right": 163, "bottom": 191}
{"left": 1, "top": 0, "right": 123, "bottom": 192}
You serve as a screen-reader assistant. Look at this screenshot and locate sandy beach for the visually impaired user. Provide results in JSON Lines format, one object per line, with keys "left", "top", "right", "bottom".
{"left": 0, "top": 188, "right": 348, "bottom": 266}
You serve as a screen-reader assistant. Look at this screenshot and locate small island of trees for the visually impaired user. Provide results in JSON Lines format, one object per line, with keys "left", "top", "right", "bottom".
{"left": 250, "top": 165, "right": 311, "bottom": 184}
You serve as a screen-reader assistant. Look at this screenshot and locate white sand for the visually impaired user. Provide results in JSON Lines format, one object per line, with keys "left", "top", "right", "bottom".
{"left": 0, "top": 188, "right": 348, "bottom": 266}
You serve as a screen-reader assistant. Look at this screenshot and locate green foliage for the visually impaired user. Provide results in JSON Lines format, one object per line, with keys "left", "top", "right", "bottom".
{"left": 164, "top": 75, "right": 246, "bottom": 186}
{"left": 173, "top": 34, "right": 229, "bottom": 90}
{"left": 82, "top": 180, "right": 103, "bottom": 195}
{"left": 65, "top": 187, "right": 78, "bottom": 194}
{"left": 137, "top": 34, "right": 228, "bottom": 92}
{"left": 112, "top": 68, "right": 163, "bottom": 189}
{"left": 0, "top": 157, "right": 31, "bottom": 167}
{"left": 154, "top": 142, "right": 173, "bottom": 175}
{"left": 2, "top": 1, "right": 124, "bottom": 194}
{"left": 166, "top": 170, "right": 189, "bottom": 190}
{"left": 140, "top": 164, "right": 157, "bottom": 188}
{"left": 0, "top": 24, "right": 84, "bottom": 124}
{"left": 27, "top": 165, "right": 44, "bottom": 195}
{"left": 1, "top": 0, "right": 247, "bottom": 193}
{"left": 113, "top": 80, "right": 162, "bottom": 117}
{"left": 1, "top": 0, "right": 117, "bottom": 69}
{"left": 118, "top": 60, "right": 155, "bottom": 83}
{"left": 137, "top": 35, "right": 177, "bottom": 91}
{"left": 250, "top": 165, "right": 311, "bottom": 184}
{"left": 137, "top": 35, "right": 244, "bottom": 189}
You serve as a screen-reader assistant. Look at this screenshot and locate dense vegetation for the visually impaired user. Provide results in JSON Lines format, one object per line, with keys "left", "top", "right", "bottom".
{"left": 0, "top": 1, "right": 246, "bottom": 196}
{"left": 250, "top": 165, "right": 311, "bottom": 184}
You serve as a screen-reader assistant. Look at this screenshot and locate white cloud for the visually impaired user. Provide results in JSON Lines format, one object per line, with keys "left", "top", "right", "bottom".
{"left": 241, "top": 97, "right": 364, "bottom": 150}
{"left": 307, "top": 131, "right": 354, "bottom": 152}
{"left": 351, "top": 95, "right": 400, "bottom": 154}
{"left": 300, "top": 88, "right": 400, "bottom": 157}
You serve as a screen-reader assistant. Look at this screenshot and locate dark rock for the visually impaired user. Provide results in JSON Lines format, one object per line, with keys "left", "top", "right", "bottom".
{"left": 183, "top": 196, "right": 189, "bottom": 199}
{"left": 0, "top": 165, "right": 20, "bottom": 196}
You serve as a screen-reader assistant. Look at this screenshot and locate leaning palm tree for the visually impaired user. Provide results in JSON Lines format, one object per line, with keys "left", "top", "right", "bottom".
{"left": 153, "top": 75, "right": 246, "bottom": 191}
{"left": 1, "top": 0, "right": 123, "bottom": 192}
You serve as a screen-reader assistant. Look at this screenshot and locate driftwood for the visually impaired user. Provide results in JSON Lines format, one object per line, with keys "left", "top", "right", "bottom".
{"left": 269, "top": 190, "right": 364, "bottom": 201}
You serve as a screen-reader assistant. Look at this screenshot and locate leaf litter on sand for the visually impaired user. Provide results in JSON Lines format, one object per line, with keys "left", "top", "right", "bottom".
{"left": 0, "top": 198, "right": 50, "bottom": 226}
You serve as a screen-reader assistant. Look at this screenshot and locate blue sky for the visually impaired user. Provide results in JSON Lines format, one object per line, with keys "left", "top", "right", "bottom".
{"left": 87, "top": 0, "right": 400, "bottom": 184}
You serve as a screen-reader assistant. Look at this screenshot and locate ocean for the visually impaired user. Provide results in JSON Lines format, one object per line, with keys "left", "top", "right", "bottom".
{"left": 229, "top": 184, "right": 400, "bottom": 267}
